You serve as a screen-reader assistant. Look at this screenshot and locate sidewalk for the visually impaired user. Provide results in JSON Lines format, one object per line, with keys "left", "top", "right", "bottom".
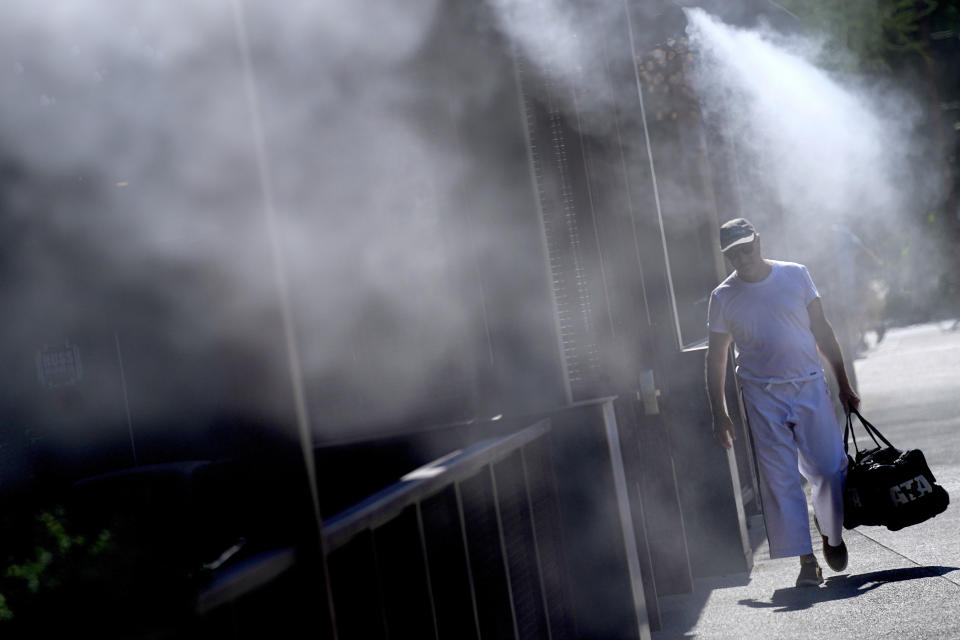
{"left": 652, "top": 321, "right": 960, "bottom": 639}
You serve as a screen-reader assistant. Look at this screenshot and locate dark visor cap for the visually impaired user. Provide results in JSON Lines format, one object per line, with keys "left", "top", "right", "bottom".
{"left": 720, "top": 218, "right": 757, "bottom": 252}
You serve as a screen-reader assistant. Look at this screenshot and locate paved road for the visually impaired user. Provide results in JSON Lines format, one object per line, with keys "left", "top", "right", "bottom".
{"left": 652, "top": 322, "right": 960, "bottom": 639}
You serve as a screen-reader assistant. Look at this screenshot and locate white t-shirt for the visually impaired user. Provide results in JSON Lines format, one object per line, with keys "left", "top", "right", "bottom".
{"left": 707, "top": 260, "right": 822, "bottom": 382}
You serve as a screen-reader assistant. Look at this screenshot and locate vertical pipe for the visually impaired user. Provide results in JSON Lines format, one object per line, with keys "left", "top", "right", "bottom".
{"left": 601, "top": 400, "right": 651, "bottom": 640}
{"left": 488, "top": 464, "right": 520, "bottom": 640}
{"left": 622, "top": 0, "right": 685, "bottom": 350}
{"left": 415, "top": 502, "right": 441, "bottom": 640}
{"left": 520, "top": 446, "right": 554, "bottom": 640}
{"left": 229, "top": 1, "right": 337, "bottom": 635}
{"left": 455, "top": 482, "right": 484, "bottom": 639}
{"left": 114, "top": 332, "right": 138, "bottom": 467}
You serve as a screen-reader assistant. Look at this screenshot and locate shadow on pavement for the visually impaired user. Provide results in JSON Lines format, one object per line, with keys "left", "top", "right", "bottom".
{"left": 737, "top": 566, "right": 959, "bottom": 612}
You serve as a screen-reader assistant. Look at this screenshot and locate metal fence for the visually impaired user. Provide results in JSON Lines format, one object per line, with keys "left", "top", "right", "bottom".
{"left": 321, "top": 419, "right": 575, "bottom": 640}
{"left": 197, "top": 399, "right": 654, "bottom": 640}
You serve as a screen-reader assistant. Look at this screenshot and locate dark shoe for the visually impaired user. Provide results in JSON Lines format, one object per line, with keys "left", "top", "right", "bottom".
{"left": 823, "top": 540, "right": 848, "bottom": 571}
{"left": 814, "top": 516, "right": 848, "bottom": 572}
{"left": 796, "top": 560, "right": 823, "bottom": 587}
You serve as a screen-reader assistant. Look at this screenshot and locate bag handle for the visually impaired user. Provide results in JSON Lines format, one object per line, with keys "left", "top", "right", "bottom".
{"left": 844, "top": 406, "right": 895, "bottom": 456}
{"left": 844, "top": 412, "right": 869, "bottom": 456}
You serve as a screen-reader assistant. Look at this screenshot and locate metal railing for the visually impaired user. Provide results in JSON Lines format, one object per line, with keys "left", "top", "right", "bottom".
{"left": 195, "top": 400, "right": 655, "bottom": 640}
{"left": 321, "top": 418, "right": 575, "bottom": 640}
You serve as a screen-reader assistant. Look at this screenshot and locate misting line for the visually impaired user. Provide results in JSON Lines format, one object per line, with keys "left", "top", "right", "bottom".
{"left": 229, "top": 0, "right": 328, "bottom": 563}
{"left": 622, "top": 0, "right": 684, "bottom": 348}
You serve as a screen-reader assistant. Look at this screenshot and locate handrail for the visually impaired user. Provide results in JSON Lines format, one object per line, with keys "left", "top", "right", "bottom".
{"left": 195, "top": 547, "right": 297, "bottom": 615}
{"left": 324, "top": 419, "right": 551, "bottom": 551}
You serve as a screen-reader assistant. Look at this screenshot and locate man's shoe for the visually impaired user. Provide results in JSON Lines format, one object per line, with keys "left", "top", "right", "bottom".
{"left": 814, "top": 516, "right": 848, "bottom": 572}
{"left": 823, "top": 540, "right": 848, "bottom": 572}
{"left": 796, "top": 560, "right": 823, "bottom": 587}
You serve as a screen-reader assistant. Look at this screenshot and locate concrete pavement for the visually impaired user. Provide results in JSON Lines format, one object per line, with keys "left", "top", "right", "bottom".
{"left": 652, "top": 321, "right": 960, "bottom": 639}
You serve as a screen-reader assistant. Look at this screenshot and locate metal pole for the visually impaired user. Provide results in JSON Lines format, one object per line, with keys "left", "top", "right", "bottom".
{"left": 229, "top": 2, "right": 338, "bottom": 635}
{"left": 114, "top": 332, "right": 138, "bottom": 467}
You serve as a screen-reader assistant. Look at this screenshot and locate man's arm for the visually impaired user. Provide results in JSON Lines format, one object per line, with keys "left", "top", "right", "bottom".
{"left": 807, "top": 297, "right": 861, "bottom": 412}
{"left": 706, "top": 330, "right": 736, "bottom": 449}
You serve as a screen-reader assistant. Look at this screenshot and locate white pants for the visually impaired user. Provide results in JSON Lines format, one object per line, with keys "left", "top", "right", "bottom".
{"left": 741, "top": 375, "right": 847, "bottom": 558}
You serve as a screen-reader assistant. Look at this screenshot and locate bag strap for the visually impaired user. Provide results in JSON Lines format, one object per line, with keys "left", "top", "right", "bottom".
{"left": 843, "top": 411, "right": 869, "bottom": 456}
{"left": 844, "top": 407, "right": 895, "bottom": 456}
{"left": 851, "top": 407, "right": 895, "bottom": 448}
{"left": 843, "top": 412, "right": 859, "bottom": 456}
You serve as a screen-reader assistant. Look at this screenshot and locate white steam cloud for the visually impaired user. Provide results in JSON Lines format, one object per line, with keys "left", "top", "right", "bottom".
{"left": 1, "top": 0, "right": 517, "bottom": 459}
{"left": 681, "top": 8, "right": 951, "bottom": 332}
{"left": 685, "top": 8, "right": 937, "bottom": 254}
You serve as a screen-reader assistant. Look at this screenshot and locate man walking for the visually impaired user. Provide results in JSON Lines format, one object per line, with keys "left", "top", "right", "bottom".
{"left": 705, "top": 218, "right": 859, "bottom": 587}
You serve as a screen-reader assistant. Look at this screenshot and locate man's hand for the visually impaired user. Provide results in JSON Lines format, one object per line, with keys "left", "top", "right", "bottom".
{"left": 808, "top": 298, "right": 862, "bottom": 415}
{"left": 839, "top": 385, "right": 861, "bottom": 414}
{"left": 713, "top": 413, "right": 736, "bottom": 449}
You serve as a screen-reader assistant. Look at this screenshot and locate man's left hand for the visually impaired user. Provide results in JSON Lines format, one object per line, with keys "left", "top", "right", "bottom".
{"left": 839, "top": 386, "right": 861, "bottom": 414}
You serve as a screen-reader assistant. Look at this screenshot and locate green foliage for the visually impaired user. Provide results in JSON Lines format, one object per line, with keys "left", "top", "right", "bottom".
{"left": 880, "top": 0, "right": 939, "bottom": 59}
{"left": 0, "top": 498, "right": 218, "bottom": 636}
{"left": 0, "top": 593, "right": 9, "bottom": 621}
{"left": 776, "top": 0, "right": 945, "bottom": 70}
{"left": 0, "top": 505, "right": 114, "bottom": 624}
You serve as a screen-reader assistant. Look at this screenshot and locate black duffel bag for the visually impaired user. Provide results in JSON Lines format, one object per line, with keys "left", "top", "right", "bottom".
{"left": 843, "top": 407, "right": 949, "bottom": 531}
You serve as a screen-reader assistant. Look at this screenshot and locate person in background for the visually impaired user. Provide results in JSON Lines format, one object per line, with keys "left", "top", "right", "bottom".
{"left": 705, "top": 218, "right": 860, "bottom": 588}
{"left": 826, "top": 224, "right": 886, "bottom": 357}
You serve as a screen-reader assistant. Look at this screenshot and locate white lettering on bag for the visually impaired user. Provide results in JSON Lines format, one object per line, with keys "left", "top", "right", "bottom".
{"left": 889, "top": 476, "right": 934, "bottom": 505}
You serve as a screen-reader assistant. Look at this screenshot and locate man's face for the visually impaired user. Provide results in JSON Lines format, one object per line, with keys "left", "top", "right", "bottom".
{"left": 723, "top": 238, "right": 761, "bottom": 271}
